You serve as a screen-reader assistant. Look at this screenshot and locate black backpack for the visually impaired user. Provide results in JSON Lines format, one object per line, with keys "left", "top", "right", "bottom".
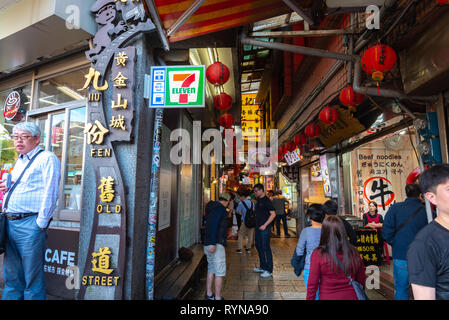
{"left": 242, "top": 200, "right": 256, "bottom": 228}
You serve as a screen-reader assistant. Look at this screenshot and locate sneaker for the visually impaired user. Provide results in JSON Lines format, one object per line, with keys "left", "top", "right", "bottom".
{"left": 245, "top": 248, "right": 251, "bottom": 253}
{"left": 205, "top": 293, "right": 215, "bottom": 300}
{"left": 236, "top": 249, "right": 242, "bottom": 254}
{"left": 253, "top": 267, "right": 264, "bottom": 273}
{"left": 260, "top": 271, "right": 273, "bottom": 278}
{"left": 285, "top": 234, "right": 291, "bottom": 238}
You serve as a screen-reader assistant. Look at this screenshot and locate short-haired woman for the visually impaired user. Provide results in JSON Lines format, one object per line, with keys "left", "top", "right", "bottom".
{"left": 306, "top": 216, "right": 366, "bottom": 300}
{"left": 295, "top": 204, "right": 325, "bottom": 297}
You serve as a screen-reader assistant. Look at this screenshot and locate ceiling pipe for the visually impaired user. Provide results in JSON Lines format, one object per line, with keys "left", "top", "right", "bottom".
{"left": 240, "top": 33, "right": 356, "bottom": 62}
{"left": 281, "top": 0, "right": 314, "bottom": 26}
{"left": 352, "top": 56, "right": 438, "bottom": 102}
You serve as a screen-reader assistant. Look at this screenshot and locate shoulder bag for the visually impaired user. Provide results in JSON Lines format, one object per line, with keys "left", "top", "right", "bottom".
{"left": 0, "top": 149, "right": 44, "bottom": 255}
{"left": 336, "top": 257, "right": 369, "bottom": 300}
{"left": 392, "top": 205, "right": 424, "bottom": 238}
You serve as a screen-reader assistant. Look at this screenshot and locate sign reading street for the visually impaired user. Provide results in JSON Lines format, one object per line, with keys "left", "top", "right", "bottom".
{"left": 149, "top": 65, "right": 205, "bottom": 108}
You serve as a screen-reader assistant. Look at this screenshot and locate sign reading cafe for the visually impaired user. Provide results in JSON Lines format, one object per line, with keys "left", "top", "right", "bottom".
{"left": 78, "top": 0, "right": 155, "bottom": 299}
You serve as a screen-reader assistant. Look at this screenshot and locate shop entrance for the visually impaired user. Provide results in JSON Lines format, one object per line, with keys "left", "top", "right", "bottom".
{"left": 29, "top": 101, "right": 86, "bottom": 222}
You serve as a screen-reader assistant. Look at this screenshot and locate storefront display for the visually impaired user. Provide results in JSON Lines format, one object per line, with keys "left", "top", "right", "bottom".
{"left": 347, "top": 127, "right": 419, "bottom": 218}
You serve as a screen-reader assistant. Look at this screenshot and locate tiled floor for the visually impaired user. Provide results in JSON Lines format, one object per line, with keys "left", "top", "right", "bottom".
{"left": 186, "top": 234, "right": 387, "bottom": 300}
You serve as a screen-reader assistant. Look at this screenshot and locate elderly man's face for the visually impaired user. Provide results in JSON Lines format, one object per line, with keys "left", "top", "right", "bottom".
{"left": 13, "top": 129, "right": 40, "bottom": 155}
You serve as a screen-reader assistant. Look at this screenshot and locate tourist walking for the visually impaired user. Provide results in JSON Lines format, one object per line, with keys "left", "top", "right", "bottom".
{"left": 272, "top": 191, "right": 290, "bottom": 238}
{"left": 203, "top": 193, "right": 231, "bottom": 300}
{"left": 306, "top": 216, "right": 366, "bottom": 300}
{"left": 1, "top": 122, "right": 61, "bottom": 300}
{"left": 322, "top": 199, "right": 357, "bottom": 245}
{"left": 235, "top": 189, "right": 255, "bottom": 253}
{"left": 382, "top": 183, "right": 428, "bottom": 300}
{"left": 295, "top": 204, "right": 325, "bottom": 295}
{"left": 252, "top": 184, "right": 276, "bottom": 278}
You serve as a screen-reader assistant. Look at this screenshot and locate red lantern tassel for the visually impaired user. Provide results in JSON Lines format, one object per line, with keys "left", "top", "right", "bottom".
{"left": 377, "top": 82, "right": 380, "bottom": 94}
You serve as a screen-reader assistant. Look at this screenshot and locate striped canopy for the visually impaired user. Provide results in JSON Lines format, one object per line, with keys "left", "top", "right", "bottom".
{"left": 153, "top": 0, "right": 292, "bottom": 42}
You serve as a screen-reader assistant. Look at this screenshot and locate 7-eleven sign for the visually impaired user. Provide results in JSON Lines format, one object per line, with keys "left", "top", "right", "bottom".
{"left": 149, "top": 65, "right": 205, "bottom": 108}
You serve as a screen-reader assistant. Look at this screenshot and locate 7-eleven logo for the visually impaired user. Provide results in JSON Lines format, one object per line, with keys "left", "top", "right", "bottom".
{"left": 169, "top": 71, "right": 200, "bottom": 104}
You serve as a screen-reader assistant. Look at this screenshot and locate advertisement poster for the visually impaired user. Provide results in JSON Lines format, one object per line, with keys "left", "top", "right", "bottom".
{"left": 320, "top": 155, "right": 332, "bottom": 197}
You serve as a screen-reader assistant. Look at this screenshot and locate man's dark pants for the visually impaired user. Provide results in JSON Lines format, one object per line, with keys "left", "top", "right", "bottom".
{"left": 275, "top": 214, "right": 289, "bottom": 236}
{"left": 255, "top": 226, "right": 273, "bottom": 273}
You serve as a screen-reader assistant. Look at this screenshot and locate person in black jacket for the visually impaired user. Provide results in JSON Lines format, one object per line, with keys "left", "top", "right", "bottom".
{"left": 322, "top": 199, "right": 357, "bottom": 246}
{"left": 383, "top": 183, "right": 428, "bottom": 300}
{"left": 203, "top": 193, "right": 230, "bottom": 300}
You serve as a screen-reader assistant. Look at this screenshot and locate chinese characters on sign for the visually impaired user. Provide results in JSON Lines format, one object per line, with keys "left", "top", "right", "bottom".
{"left": 81, "top": 247, "right": 120, "bottom": 286}
{"left": 355, "top": 230, "right": 382, "bottom": 266}
{"left": 241, "top": 93, "right": 261, "bottom": 141}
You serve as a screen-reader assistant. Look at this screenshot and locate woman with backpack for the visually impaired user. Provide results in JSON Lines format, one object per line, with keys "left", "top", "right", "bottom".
{"left": 235, "top": 189, "right": 255, "bottom": 253}
{"left": 306, "top": 215, "right": 366, "bottom": 300}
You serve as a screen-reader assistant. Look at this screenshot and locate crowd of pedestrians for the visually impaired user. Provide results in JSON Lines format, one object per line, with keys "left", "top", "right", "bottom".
{"left": 202, "top": 166, "right": 449, "bottom": 300}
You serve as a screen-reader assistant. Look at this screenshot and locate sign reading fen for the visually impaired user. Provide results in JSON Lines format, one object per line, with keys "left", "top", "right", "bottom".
{"left": 149, "top": 65, "right": 205, "bottom": 108}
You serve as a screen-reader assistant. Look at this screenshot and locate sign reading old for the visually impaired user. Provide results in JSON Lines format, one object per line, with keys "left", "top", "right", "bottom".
{"left": 78, "top": 0, "right": 155, "bottom": 300}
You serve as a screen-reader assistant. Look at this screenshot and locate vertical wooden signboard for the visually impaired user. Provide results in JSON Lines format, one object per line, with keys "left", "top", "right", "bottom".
{"left": 78, "top": 0, "right": 155, "bottom": 300}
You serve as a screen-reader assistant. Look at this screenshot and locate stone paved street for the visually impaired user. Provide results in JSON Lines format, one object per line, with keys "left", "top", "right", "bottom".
{"left": 186, "top": 234, "right": 388, "bottom": 300}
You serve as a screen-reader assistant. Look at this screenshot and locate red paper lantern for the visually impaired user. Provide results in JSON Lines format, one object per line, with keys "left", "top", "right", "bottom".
{"left": 206, "top": 62, "right": 230, "bottom": 86}
{"left": 319, "top": 106, "right": 339, "bottom": 125}
{"left": 219, "top": 113, "right": 234, "bottom": 128}
{"left": 285, "top": 141, "right": 296, "bottom": 152}
{"left": 293, "top": 133, "right": 308, "bottom": 146}
{"left": 339, "top": 85, "right": 365, "bottom": 108}
{"left": 361, "top": 44, "right": 397, "bottom": 82}
{"left": 305, "top": 123, "right": 321, "bottom": 138}
{"left": 436, "top": 0, "right": 449, "bottom": 4}
{"left": 282, "top": 143, "right": 289, "bottom": 155}
{"left": 214, "top": 92, "right": 233, "bottom": 111}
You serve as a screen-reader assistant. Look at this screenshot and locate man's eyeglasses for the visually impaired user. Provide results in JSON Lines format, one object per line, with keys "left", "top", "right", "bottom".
{"left": 11, "top": 135, "right": 33, "bottom": 141}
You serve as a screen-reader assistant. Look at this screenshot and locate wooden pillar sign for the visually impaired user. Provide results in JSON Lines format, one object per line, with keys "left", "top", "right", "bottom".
{"left": 78, "top": 0, "right": 155, "bottom": 300}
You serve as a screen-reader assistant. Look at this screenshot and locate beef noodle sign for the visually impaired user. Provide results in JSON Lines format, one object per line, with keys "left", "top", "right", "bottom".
{"left": 3, "top": 91, "right": 23, "bottom": 121}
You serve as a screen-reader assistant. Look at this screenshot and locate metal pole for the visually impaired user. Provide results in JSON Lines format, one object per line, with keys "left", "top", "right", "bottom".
{"left": 250, "top": 29, "right": 356, "bottom": 38}
{"left": 281, "top": 0, "right": 314, "bottom": 25}
{"left": 240, "top": 34, "right": 356, "bottom": 62}
{"left": 166, "top": 0, "right": 206, "bottom": 37}
{"left": 146, "top": 108, "right": 164, "bottom": 300}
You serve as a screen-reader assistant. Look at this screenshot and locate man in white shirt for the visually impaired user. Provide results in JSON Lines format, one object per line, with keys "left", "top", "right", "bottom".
{"left": 0, "top": 122, "right": 61, "bottom": 300}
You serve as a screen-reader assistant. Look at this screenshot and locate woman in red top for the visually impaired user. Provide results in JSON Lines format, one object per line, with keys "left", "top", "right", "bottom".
{"left": 306, "top": 216, "right": 366, "bottom": 300}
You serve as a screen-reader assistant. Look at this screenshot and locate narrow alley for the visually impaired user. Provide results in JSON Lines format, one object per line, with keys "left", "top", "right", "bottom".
{"left": 186, "top": 235, "right": 387, "bottom": 300}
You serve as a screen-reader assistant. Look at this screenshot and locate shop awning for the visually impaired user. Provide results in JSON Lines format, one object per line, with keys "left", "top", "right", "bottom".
{"left": 153, "top": 0, "right": 292, "bottom": 42}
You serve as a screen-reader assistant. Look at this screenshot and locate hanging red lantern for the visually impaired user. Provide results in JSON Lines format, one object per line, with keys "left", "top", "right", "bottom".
{"left": 339, "top": 85, "right": 365, "bottom": 108}
{"left": 293, "top": 133, "right": 308, "bottom": 146}
{"left": 361, "top": 44, "right": 397, "bottom": 83}
{"left": 285, "top": 141, "right": 296, "bottom": 152}
{"left": 282, "top": 143, "right": 289, "bottom": 155}
{"left": 305, "top": 123, "right": 321, "bottom": 138}
{"left": 214, "top": 92, "right": 233, "bottom": 111}
{"left": 219, "top": 113, "right": 234, "bottom": 128}
{"left": 436, "top": 0, "right": 449, "bottom": 4}
{"left": 319, "top": 106, "right": 339, "bottom": 125}
{"left": 206, "top": 62, "right": 230, "bottom": 86}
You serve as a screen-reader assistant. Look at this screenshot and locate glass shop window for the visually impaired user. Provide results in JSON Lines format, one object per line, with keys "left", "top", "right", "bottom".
{"left": 37, "top": 67, "right": 89, "bottom": 109}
